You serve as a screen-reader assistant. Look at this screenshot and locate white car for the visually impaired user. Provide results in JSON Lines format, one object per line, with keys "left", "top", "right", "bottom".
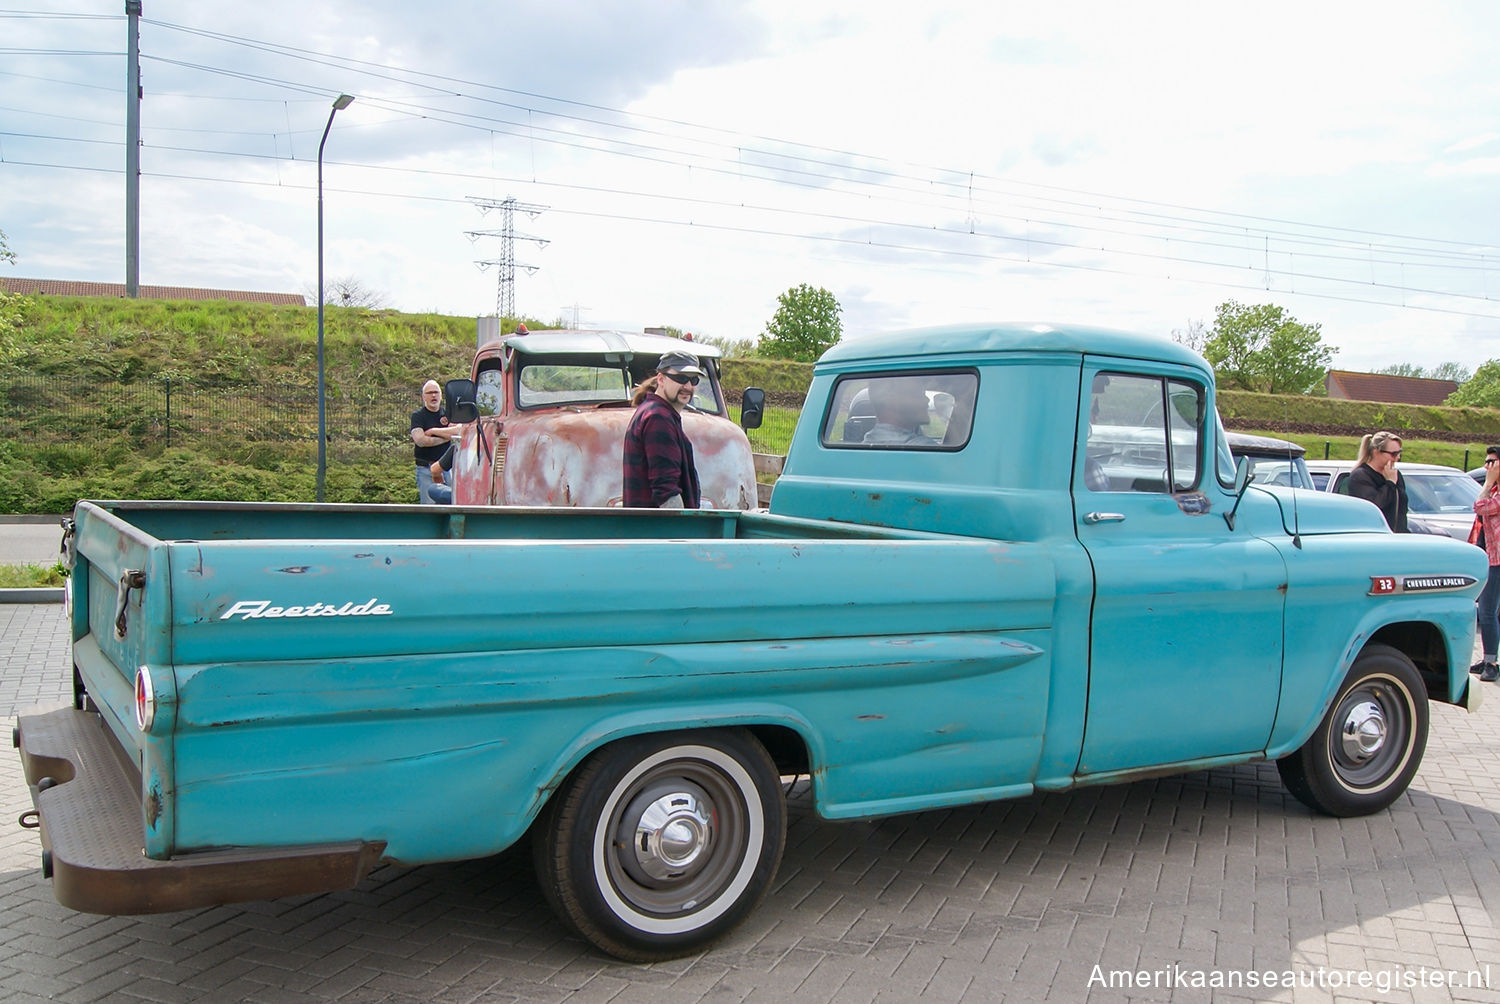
{"left": 1226, "top": 431, "right": 1313, "bottom": 489}
{"left": 1303, "top": 459, "right": 1480, "bottom": 540}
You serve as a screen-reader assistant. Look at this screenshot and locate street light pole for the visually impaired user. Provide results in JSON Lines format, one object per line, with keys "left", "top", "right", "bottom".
{"left": 316, "top": 92, "right": 355, "bottom": 503}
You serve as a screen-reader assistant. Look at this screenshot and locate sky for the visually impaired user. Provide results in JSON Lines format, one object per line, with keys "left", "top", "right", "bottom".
{"left": 3, "top": 1, "right": 1500, "bottom": 375}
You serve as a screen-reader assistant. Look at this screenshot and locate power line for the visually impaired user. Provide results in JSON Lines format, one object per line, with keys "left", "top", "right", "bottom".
{"left": 5, "top": 154, "right": 1497, "bottom": 324}
{"left": 7, "top": 13, "right": 1497, "bottom": 331}
{"left": 122, "top": 49, "right": 1500, "bottom": 281}
{"left": 137, "top": 15, "right": 1500, "bottom": 261}
{"left": 6, "top": 127, "right": 1491, "bottom": 307}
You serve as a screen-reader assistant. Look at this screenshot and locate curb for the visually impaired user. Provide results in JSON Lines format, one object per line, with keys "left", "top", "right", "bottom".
{"left": 0, "top": 588, "right": 64, "bottom": 604}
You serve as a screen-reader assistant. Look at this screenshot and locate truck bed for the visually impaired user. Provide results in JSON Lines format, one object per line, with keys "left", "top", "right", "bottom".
{"left": 51, "top": 500, "right": 1059, "bottom": 901}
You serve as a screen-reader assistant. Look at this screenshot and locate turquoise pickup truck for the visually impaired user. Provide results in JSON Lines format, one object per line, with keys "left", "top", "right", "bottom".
{"left": 15, "top": 322, "right": 1487, "bottom": 962}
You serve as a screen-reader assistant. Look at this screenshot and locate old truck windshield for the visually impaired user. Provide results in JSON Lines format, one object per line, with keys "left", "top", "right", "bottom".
{"left": 516, "top": 360, "right": 632, "bottom": 408}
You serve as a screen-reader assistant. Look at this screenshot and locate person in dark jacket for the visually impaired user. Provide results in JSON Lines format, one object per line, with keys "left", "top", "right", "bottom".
{"left": 1347, "top": 430, "right": 1408, "bottom": 533}
{"left": 622, "top": 351, "right": 703, "bottom": 508}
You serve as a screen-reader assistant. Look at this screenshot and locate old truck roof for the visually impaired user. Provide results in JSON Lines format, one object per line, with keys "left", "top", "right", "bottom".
{"left": 818, "top": 322, "right": 1202, "bottom": 369}
{"left": 488, "top": 329, "right": 724, "bottom": 359}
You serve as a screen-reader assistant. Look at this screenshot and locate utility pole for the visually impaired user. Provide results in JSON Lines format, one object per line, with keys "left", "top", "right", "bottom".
{"left": 125, "top": 0, "right": 142, "bottom": 297}
{"left": 467, "top": 196, "right": 548, "bottom": 319}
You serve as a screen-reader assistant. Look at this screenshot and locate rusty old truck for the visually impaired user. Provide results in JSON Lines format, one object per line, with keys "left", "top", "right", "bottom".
{"left": 445, "top": 328, "right": 760, "bottom": 509}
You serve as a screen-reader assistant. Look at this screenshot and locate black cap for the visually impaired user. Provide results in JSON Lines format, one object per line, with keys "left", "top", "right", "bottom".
{"left": 656, "top": 350, "right": 704, "bottom": 376}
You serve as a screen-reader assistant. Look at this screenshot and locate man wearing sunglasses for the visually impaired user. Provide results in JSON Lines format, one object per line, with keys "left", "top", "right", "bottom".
{"left": 623, "top": 350, "right": 704, "bottom": 509}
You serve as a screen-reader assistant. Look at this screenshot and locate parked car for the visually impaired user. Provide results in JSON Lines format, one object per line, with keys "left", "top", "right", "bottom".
{"left": 1226, "top": 431, "right": 1313, "bottom": 489}
{"left": 1304, "top": 459, "right": 1480, "bottom": 540}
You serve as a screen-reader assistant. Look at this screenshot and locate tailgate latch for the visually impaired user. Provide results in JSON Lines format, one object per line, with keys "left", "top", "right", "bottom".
{"left": 114, "top": 570, "right": 146, "bottom": 639}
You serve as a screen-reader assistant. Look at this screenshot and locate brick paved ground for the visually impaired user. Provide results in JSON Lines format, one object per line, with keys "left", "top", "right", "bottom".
{"left": 2, "top": 599, "right": 1499, "bottom": 1002}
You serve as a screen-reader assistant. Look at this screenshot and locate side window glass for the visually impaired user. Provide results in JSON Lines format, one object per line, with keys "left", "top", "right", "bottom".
{"left": 821, "top": 372, "right": 977, "bottom": 450}
{"left": 1167, "top": 379, "right": 1201, "bottom": 491}
{"left": 475, "top": 367, "right": 505, "bottom": 415}
{"left": 1086, "top": 373, "right": 1202, "bottom": 493}
{"left": 1214, "top": 414, "right": 1237, "bottom": 488}
{"left": 1334, "top": 474, "right": 1351, "bottom": 495}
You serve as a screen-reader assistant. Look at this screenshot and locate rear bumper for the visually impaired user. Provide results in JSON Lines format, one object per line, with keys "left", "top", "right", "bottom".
{"left": 16, "top": 707, "right": 386, "bottom": 915}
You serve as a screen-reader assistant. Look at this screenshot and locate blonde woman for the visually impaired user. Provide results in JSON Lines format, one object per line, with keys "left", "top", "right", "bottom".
{"left": 1346, "top": 431, "right": 1409, "bottom": 532}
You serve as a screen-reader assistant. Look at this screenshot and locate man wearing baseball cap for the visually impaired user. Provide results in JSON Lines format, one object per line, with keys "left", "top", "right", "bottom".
{"left": 623, "top": 350, "right": 704, "bottom": 508}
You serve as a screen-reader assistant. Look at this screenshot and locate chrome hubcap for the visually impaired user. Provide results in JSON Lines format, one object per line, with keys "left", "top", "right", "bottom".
{"left": 1340, "top": 700, "right": 1386, "bottom": 761}
{"left": 629, "top": 789, "right": 715, "bottom": 882}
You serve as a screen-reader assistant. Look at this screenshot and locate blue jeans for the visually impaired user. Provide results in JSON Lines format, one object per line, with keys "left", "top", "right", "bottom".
{"left": 1478, "top": 563, "right": 1500, "bottom": 661}
{"left": 415, "top": 464, "right": 451, "bottom": 505}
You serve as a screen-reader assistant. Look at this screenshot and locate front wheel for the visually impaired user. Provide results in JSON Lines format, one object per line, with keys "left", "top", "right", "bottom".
{"left": 533, "top": 729, "right": 786, "bottom": 962}
{"left": 1277, "top": 644, "right": 1428, "bottom": 817}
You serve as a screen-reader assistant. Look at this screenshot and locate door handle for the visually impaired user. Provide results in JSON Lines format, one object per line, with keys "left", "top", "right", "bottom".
{"left": 1084, "top": 511, "right": 1126, "bottom": 524}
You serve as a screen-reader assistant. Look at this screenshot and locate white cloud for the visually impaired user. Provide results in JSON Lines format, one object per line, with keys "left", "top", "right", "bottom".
{"left": 3, "top": 0, "right": 1500, "bottom": 375}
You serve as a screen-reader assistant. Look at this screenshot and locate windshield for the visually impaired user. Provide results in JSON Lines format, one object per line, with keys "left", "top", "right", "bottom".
{"left": 1404, "top": 471, "right": 1481, "bottom": 516}
{"left": 516, "top": 361, "right": 631, "bottom": 407}
{"left": 1332, "top": 469, "right": 1480, "bottom": 516}
{"left": 511, "top": 353, "right": 726, "bottom": 414}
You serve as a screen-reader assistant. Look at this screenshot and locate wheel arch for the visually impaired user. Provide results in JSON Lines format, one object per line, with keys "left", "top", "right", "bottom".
{"left": 1269, "top": 622, "right": 1457, "bottom": 761}
{"left": 524, "top": 710, "right": 820, "bottom": 838}
{"left": 1368, "top": 618, "right": 1463, "bottom": 706}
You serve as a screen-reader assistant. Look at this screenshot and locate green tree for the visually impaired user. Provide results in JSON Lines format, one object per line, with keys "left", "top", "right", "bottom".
{"left": 1432, "top": 361, "right": 1473, "bottom": 383}
{"left": 1202, "top": 301, "right": 1334, "bottom": 394}
{"left": 1376, "top": 361, "right": 1473, "bottom": 382}
{"left": 1446, "top": 360, "right": 1500, "bottom": 408}
{"left": 759, "top": 283, "right": 842, "bottom": 361}
{"left": 692, "top": 332, "right": 757, "bottom": 359}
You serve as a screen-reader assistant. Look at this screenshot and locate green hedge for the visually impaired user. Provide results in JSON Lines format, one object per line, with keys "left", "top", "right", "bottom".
{"left": 1218, "top": 389, "right": 1500, "bottom": 439}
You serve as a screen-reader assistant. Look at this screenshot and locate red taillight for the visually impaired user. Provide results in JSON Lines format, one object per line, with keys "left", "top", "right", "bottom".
{"left": 134, "top": 666, "right": 155, "bottom": 732}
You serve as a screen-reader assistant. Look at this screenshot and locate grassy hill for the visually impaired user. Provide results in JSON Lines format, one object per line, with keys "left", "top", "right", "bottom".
{"left": 3, "top": 297, "right": 484, "bottom": 511}
{"left": 2, "top": 294, "right": 1499, "bottom": 513}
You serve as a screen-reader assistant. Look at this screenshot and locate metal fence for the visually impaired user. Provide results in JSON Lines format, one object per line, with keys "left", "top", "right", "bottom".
{"left": 4, "top": 376, "right": 415, "bottom": 461}
{"left": 4, "top": 375, "right": 803, "bottom": 462}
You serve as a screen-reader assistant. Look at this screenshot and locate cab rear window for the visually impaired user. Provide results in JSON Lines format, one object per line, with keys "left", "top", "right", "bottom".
{"left": 821, "top": 372, "right": 977, "bottom": 450}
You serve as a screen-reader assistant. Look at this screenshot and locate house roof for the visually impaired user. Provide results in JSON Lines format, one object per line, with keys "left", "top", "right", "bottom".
{"left": 1324, "top": 369, "right": 1459, "bottom": 406}
{"left": 0, "top": 277, "right": 305, "bottom": 306}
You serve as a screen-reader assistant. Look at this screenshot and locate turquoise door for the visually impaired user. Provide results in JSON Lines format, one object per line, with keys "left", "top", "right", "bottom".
{"left": 1075, "top": 364, "right": 1285, "bottom": 776}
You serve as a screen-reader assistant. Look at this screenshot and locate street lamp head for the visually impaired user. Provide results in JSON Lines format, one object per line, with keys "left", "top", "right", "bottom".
{"left": 332, "top": 93, "right": 355, "bottom": 111}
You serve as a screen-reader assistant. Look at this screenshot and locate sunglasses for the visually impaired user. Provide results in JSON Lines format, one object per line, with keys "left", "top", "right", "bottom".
{"left": 662, "top": 371, "right": 700, "bottom": 386}
{"left": 1382, "top": 449, "right": 1402, "bottom": 458}
{"left": 1487, "top": 458, "right": 1499, "bottom": 466}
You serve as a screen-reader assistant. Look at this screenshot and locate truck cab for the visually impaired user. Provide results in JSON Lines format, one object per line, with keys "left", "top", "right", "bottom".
{"left": 446, "top": 329, "right": 759, "bottom": 509}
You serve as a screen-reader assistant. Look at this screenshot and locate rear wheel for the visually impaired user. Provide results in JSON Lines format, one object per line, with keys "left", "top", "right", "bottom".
{"left": 1277, "top": 644, "right": 1428, "bottom": 817}
{"left": 533, "top": 729, "right": 786, "bottom": 962}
